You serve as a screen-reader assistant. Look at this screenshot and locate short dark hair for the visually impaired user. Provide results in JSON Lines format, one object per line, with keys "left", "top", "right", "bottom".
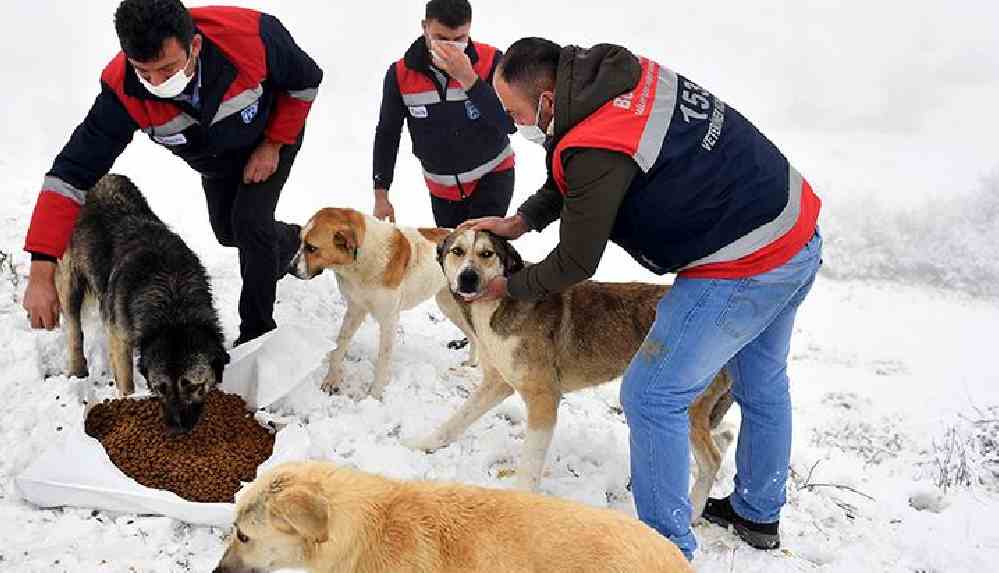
{"left": 498, "top": 37, "right": 562, "bottom": 100}
{"left": 114, "top": 0, "right": 195, "bottom": 62}
{"left": 425, "top": 0, "right": 472, "bottom": 29}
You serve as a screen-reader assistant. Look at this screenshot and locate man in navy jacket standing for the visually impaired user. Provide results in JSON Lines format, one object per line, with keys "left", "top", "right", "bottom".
{"left": 21, "top": 0, "right": 322, "bottom": 346}
{"left": 372, "top": 0, "right": 516, "bottom": 228}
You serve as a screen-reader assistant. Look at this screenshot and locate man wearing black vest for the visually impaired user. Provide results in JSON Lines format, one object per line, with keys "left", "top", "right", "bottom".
{"left": 372, "top": 0, "right": 515, "bottom": 228}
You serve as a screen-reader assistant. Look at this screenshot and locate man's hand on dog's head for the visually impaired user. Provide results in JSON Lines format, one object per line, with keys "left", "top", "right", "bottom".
{"left": 23, "top": 260, "right": 61, "bottom": 330}
{"left": 458, "top": 214, "right": 529, "bottom": 239}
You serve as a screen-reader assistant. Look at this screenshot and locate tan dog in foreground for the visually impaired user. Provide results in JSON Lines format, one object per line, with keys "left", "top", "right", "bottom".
{"left": 406, "top": 230, "right": 734, "bottom": 519}
{"left": 214, "top": 460, "right": 693, "bottom": 573}
{"left": 290, "top": 208, "right": 474, "bottom": 399}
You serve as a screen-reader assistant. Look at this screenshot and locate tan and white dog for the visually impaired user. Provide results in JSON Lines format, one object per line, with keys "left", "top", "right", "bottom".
{"left": 406, "top": 230, "right": 735, "bottom": 519}
{"left": 290, "top": 208, "right": 474, "bottom": 399}
{"left": 214, "top": 460, "right": 693, "bottom": 573}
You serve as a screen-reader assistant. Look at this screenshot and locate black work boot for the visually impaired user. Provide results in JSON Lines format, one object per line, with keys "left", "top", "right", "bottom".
{"left": 702, "top": 496, "right": 780, "bottom": 550}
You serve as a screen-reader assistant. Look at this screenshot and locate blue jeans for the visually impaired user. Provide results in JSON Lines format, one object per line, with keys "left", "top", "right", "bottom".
{"left": 620, "top": 231, "right": 822, "bottom": 559}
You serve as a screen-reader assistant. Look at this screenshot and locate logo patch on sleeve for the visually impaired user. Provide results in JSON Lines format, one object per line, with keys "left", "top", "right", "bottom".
{"left": 409, "top": 105, "right": 429, "bottom": 119}
{"left": 240, "top": 100, "right": 260, "bottom": 124}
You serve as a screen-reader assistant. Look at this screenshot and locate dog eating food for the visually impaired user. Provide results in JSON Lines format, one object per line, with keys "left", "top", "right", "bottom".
{"left": 84, "top": 391, "right": 274, "bottom": 503}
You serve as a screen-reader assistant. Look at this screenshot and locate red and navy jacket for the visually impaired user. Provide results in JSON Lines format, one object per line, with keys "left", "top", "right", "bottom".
{"left": 25, "top": 7, "right": 322, "bottom": 259}
{"left": 551, "top": 57, "right": 821, "bottom": 278}
{"left": 373, "top": 37, "right": 515, "bottom": 201}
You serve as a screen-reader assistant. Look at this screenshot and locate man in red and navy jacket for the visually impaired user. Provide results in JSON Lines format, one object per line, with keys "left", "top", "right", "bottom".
{"left": 22, "top": 0, "right": 322, "bottom": 346}
{"left": 372, "top": 0, "right": 515, "bottom": 228}
{"left": 467, "top": 39, "right": 824, "bottom": 560}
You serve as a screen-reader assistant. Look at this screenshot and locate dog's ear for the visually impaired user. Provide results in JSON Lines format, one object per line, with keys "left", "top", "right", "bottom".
{"left": 334, "top": 229, "right": 358, "bottom": 260}
{"left": 267, "top": 484, "right": 329, "bottom": 544}
{"left": 437, "top": 232, "right": 457, "bottom": 267}
{"left": 489, "top": 233, "right": 525, "bottom": 277}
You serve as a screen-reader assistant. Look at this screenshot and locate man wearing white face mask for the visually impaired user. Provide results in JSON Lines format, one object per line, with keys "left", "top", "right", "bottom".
{"left": 463, "top": 37, "right": 823, "bottom": 561}
{"left": 372, "top": 0, "right": 515, "bottom": 228}
{"left": 21, "top": 0, "right": 323, "bottom": 347}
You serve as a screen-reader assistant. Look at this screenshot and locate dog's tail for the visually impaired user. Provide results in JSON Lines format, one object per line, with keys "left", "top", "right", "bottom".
{"left": 90, "top": 174, "right": 155, "bottom": 217}
{"left": 708, "top": 369, "right": 735, "bottom": 430}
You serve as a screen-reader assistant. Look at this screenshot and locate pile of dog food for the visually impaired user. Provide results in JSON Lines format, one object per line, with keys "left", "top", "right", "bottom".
{"left": 84, "top": 391, "right": 275, "bottom": 503}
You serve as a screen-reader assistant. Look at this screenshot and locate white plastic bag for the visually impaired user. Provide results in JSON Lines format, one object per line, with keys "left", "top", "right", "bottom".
{"left": 15, "top": 326, "right": 329, "bottom": 526}
{"left": 220, "top": 324, "right": 331, "bottom": 409}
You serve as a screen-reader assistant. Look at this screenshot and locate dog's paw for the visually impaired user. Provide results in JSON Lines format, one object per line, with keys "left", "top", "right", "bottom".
{"left": 320, "top": 376, "right": 343, "bottom": 395}
{"left": 68, "top": 365, "right": 89, "bottom": 379}
{"left": 402, "top": 434, "right": 446, "bottom": 453}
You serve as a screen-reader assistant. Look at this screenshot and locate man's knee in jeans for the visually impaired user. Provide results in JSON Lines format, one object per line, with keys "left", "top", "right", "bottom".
{"left": 620, "top": 364, "right": 706, "bottom": 422}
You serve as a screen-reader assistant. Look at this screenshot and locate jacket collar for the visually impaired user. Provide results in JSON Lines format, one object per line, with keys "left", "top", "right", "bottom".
{"left": 122, "top": 30, "right": 237, "bottom": 125}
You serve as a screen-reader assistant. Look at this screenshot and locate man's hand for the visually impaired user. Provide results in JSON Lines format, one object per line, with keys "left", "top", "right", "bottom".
{"left": 458, "top": 213, "right": 530, "bottom": 239}
{"left": 469, "top": 276, "right": 508, "bottom": 302}
{"left": 243, "top": 140, "right": 283, "bottom": 184}
{"left": 373, "top": 189, "right": 396, "bottom": 223}
{"left": 429, "top": 41, "right": 477, "bottom": 90}
{"left": 23, "top": 260, "right": 61, "bottom": 330}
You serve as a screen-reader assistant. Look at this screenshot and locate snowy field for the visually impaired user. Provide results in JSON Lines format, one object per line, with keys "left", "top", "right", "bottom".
{"left": 2, "top": 1, "right": 998, "bottom": 571}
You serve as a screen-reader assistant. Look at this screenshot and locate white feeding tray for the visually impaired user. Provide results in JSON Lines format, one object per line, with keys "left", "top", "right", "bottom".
{"left": 16, "top": 325, "right": 329, "bottom": 526}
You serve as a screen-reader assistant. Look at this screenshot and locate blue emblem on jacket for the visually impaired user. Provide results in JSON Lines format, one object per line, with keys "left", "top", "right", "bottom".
{"left": 465, "top": 100, "right": 481, "bottom": 120}
{"left": 241, "top": 100, "right": 260, "bottom": 124}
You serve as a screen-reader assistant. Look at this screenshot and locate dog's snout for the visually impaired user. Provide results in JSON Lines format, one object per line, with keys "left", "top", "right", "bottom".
{"left": 161, "top": 399, "right": 204, "bottom": 434}
{"left": 458, "top": 268, "right": 479, "bottom": 294}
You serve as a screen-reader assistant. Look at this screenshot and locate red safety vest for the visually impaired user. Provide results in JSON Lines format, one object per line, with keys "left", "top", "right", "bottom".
{"left": 551, "top": 57, "right": 820, "bottom": 278}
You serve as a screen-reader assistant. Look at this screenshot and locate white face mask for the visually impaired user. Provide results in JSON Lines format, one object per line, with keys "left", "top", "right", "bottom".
{"left": 428, "top": 39, "right": 469, "bottom": 66}
{"left": 135, "top": 55, "right": 194, "bottom": 98}
{"left": 516, "top": 94, "right": 550, "bottom": 146}
{"left": 442, "top": 40, "right": 468, "bottom": 52}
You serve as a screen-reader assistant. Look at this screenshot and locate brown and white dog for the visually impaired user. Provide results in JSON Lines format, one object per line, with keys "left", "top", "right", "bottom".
{"left": 290, "top": 208, "right": 474, "bottom": 399}
{"left": 406, "top": 230, "right": 735, "bottom": 519}
{"left": 214, "top": 460, "right": 693, "bottom": 573}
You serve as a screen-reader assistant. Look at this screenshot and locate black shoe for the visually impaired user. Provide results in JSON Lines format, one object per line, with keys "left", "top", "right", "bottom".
{"left": 447, "top": 337, "right": 469, "bottom": 350}
{"left": 702, "top": 496, "right": 780, "bottom": 550}
{"left": 232, "top": 328, "right": 272, "bottom": 349}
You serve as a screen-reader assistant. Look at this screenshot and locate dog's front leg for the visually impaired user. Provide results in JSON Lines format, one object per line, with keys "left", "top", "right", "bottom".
{"left": 56, "top": 263, "right": 88, "bottom": 379}
{"left": 107, "top": 327, "right": 135, "bottom": 396}
{"left": 404, "top": 365, "right": 513, "bottom": 451}
{"left": 434, "top": 289, "right": 478, "bottom": 368}
{"left": 368, "top": 311, "right": 400, "bottom": 400}
{"left": 322, "top": 303, "right": 367, "bottom": 394}
{"left": 516, "top": 388, "right": 561, "bottom": 491}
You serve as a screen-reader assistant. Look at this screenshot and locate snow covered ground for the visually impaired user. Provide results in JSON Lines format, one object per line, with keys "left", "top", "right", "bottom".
{"left": 2, "top": 1, "right": 999, "bottom": 571}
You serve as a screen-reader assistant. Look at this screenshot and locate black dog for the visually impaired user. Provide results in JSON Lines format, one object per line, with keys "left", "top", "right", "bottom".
{"left": 57, "top": 174, "right": 228, "bottom": 432}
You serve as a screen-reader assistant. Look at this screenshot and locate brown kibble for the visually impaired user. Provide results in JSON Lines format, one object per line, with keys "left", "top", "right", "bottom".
{"left": 84, "top": 391, "right": 275, "bottom": 503}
